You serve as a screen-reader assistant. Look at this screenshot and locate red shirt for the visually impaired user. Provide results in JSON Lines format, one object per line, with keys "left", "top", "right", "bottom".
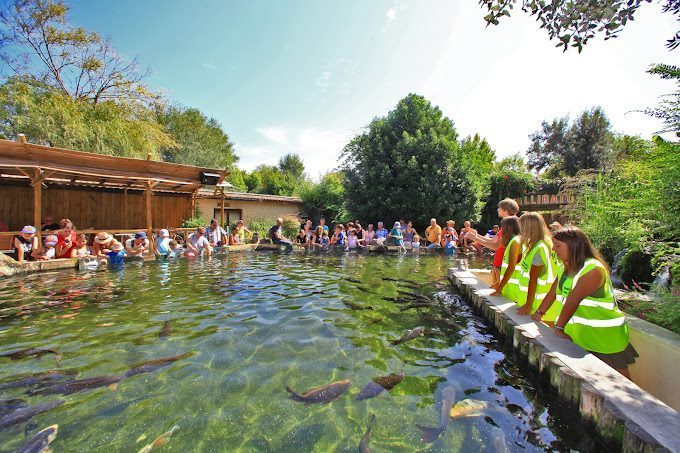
{"left": 56, "top": 231, "right": 77, "bottom": 259}
{"left": 493, "top": 227, "right": 504, "bottom": 268}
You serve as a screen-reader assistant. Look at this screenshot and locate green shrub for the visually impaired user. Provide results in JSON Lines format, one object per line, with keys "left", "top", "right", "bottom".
{"left": 249, "top": 218, "right": 275, "bottom": 240}
{"left": 623, "top": 292, "right": 680, "bottom": 335}
{"left": 181, "top": 216, "right": 207, "bottom": 228}
{"left": 281, "top": 216, "right": 301, "bottom": 239}
{"left": 620, "top": 248, "right": 654, "bottom": 287}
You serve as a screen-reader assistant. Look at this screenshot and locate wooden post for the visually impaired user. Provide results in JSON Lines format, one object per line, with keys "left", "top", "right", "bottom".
{"left": 220, "top": 187, "right": 225, "bottom": 228}
{"left": 32, "top": 172, "right": 42, "bottom": 243}
{"left": 191, "top": 188, "right": 199, "bottom": 218}
{"left": 145, "top": 181, "right": 158, "bottom": 254}
{"left": 123, "top": 188, "right": 129, "bottom": 229}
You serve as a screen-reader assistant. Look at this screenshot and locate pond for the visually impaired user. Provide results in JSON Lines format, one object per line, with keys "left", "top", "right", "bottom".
{"left": 0, "top": 252, "right": 604, "bottom": 452}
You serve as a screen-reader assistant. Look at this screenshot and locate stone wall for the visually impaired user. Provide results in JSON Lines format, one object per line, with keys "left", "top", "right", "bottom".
{"left": 196, "top": 198, "right": 302, "bottom": 226}
{"left": 448, "top": 269, "right": 680, "bottom": 452}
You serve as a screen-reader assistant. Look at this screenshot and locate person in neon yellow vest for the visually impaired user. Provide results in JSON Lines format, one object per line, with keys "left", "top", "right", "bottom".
{"left": 532, "top": 227, "right": 636, "bottom": 377}
{"left": 491, "top": 216, "right": 522, "bottom": 303}
{"left": 516, "top": 213, "right": 558, "bottom": 322}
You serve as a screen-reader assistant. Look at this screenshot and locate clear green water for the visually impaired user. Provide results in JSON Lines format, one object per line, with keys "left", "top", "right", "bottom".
{"left": 0, "top": 252, "right": 600, "bottom": 452}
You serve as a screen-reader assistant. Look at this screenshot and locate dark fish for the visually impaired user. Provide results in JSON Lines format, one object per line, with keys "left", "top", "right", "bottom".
{"left": 342, "top": 301, "right": 372, "bottom": 311}
{"left": 382, "top": 297, "right": 399, "bottom": 302}
{"left": 158, "top": 321, "right": 172, "bottom": 338}
{"left": 0, "top": 348, "right": 62, "bottom": 365}
{"left": 0, "top": 400, "right": 64, "bottom": 429}
{"left": 415, "top": 386, "right": 457, "bottom": 442}
{"left": 345, "top": 277, "right": 362, "bottom": 284}
{"left": 0, "top": 398, "right": 26, "bottom": 416}
{"left": 286, "top": 379, "right": 351, "bottom": 405}
{"left": 0, "top": 370, "right": 76, "bottom": 391}
{"left": 365, "top": 317, "right": 384, "bottom": 325}
{"left": 390, "top": 326, "right": 425, "bottom": 346}
{"left": 30, "top": 375, "right": 124, "bottom": 396}
{"left": 359, "top": 413, "right": 376, "bottom": 453}
{"left": 16, "top": 424, "right": 58, "bottom": 453}
{"left": 356, "top": 373, "right": 404, "bottom": 400}
{"left": 399, "top": 303, "right": 433, "bottom": 312}
{"left": 125, "top": 352, "right": 192, "bottom": 378}
{"left": 382, "top": 277, "right": 400, "bottom": 282}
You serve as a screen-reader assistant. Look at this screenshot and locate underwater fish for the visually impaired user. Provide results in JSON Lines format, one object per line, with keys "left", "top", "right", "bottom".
{"left": 0, "top": 400, "right": 64, "bottom": 429}
{"left": 390, "top": 326, "right": 425, "bottom": 346}
{"left": 15, "top": 424, "right": 58, "bottom": 453}
{"left": 490, "top": 426, "right": 511, "bottom": 453}
{"left": 365, "top": 317, "right": 384, "bottom": 325}
{"left": 416, "top": 386, "right": 457, "bottom": 442}
{"left": 345, "top": 277, "right": 362, "bottom": 284}
{"left": 138, "top": 425, "right": 179, "bottom": 453}
{"left": 158, "top": 321, "right": 172, "bottom": 338}
{"left": 449, "top": 399, "right": 490, "bottom": 419}
{"left": 0, "top": 348, "right": 62, "bottom": 365}
{"left": 342, "top": 300, "right": 373, "bottom": 311}
{"left": 382, "top": 277, "right": 400, "bottom": 282}
{"left": 0, "top": 398, "right": 26, "bottom": 416}
{"left": 356, "top": 373, "right": 404, "bottom": 400}
{"left": 125, "top": 352, "right": 191, "bottom": 378}
{"left": 359, "top": 413, "right": 376, "bottom": 453}
{"left": 0, "top": 370, "right": 76, "bottom": 391}
{"left": 399, "top": 302, "right": 434, "bottom": 312}
{"left": 31, "top": 375, "right": 124, "bottom": 396}
{"left": 286, "top": 379, "right": 351, "bottom": 405}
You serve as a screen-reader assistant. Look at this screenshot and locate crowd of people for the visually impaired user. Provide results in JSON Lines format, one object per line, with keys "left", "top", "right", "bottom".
{"left": 8, "top": 217, "right": 255, "bottom": 266}
{"left": 272, "top": 216, "right": 500, "bottom": 254}
{"left": 7, "top": 199, "right": 635, "bottom": 375}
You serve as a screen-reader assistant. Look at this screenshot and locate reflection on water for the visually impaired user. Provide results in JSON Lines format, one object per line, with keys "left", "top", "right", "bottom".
{"left": 0, "top": 252, "right": 601, "bottom": 451}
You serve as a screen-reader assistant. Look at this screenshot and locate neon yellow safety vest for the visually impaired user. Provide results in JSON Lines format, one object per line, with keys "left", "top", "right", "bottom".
{"left": 556, "top": 258, "right": 629, "bottom": 355}
{"left": 500, "top": 236, "right": 522, "bottom": 304}
{"left": 518, "top": 240, "right": 557, "bottom": 320}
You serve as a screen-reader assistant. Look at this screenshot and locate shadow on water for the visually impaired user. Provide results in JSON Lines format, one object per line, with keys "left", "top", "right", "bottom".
{"left": 0, "top": 252, "right": 607, "bottom": 451}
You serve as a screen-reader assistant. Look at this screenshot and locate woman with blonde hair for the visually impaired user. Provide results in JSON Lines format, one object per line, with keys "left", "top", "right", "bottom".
{"left": 516, "top": 212, "right": 557, "bottom": 321}
{"left": 532, "top": 227, "right": 635, "bottom": 377}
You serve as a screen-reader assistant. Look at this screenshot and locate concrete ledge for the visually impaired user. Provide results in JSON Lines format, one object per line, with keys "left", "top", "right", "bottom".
{"left": 0, "top": 255, "right": 78, "bottom": 277}
{"left": 448, "top": 269, "right": 680, "bottom": 452}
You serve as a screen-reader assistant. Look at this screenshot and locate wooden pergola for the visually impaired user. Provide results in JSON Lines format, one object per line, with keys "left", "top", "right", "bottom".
{"left": 0, "top": 138, "right": 227, "bottom": 250}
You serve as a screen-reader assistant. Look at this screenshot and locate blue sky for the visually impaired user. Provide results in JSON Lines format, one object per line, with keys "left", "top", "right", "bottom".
{"left": 70, "top": 1, "right": 677, "bottom": 177}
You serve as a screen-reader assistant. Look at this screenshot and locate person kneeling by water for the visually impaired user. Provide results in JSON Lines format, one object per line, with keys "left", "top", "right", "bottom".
{"left": 268, "top": 218, "right": 292, "bottom": 252}
{"left": 531, "top": 227, "right": 637, "bottom": 378}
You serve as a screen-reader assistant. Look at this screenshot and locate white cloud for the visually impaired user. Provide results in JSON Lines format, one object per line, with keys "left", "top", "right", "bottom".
{"left": 201, "top": 61, "right": 216, "bottom": 70}
{"left": 386, "top": 8, "right": 396, "bottom": 22}
{"left": 237, "top": 126, "right": 353, "bottom": 179}
{"left": 256, "top": 126, "right": 289, "bottom": 145}
{"left": 315, "top": 71, "right": 332, "bottom": 92}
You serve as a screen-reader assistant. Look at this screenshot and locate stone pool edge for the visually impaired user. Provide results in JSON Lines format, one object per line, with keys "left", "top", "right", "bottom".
{"left": 448, "top": 268, "right": 680, "bottom": 453}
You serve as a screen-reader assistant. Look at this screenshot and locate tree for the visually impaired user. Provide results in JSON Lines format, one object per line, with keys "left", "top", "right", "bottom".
{"left": 300, "top": 172, "right": 348, "bottom": 223}
{"left": 278, "top": 153, "right": 305, "bottom": 180}
{"left": 226, "top": 167, "right": 248, "bottom": 192}
{"left": 479, "top": 154, "right": 534, "bottom": 230}
{"left": 156, "top": 106, "right": 237, "bottom": 168}
{"left": 0, "top": 0, "right": 157, "bottom": 104}
{"left": 644, "top": 63, "right": 680, "bottom": 135}
{"left": 479, "top": 0, "right": 680, "bottom": 51}
{"left": 341, "top": 93, "right": 492, "bottom": 228}
{"left": 0, "top": 77, "right": 174, "bottom": 158}
{"left": 527, "top": 107, "right": 613, "bottom": 176}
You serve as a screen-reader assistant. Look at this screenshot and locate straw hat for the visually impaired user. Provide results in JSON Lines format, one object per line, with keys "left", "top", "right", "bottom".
{"left": 110, "top": 241, "right": 124, "bottom": 252}
{"left": 95, "top": 232, "right": 113, "bottom": 244}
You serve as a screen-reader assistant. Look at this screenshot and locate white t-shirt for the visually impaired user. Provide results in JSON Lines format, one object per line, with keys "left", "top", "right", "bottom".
{"left": 189, "top": 234, "right": 210, "bottom": 254}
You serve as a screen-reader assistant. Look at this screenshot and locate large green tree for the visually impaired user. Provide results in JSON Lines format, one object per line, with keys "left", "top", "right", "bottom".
{"left": 341, "top": 93, "right": 493, "bottom": 228}
{"left": 300, "top": 172, "right": 348, "bottom": 223}
{"left": 479, "top": 0, "right": 680, "bottom": 51}
{"left": 0, "top": 77, "right": 174, "bottom": 158}
{"left": 156, "top": 106, "right": 237, "bottom": 168}
{"left": 528, "top": 107, "right": 613, "bottom": 176}
{"left": 479, "top": 154, "right": 535, "bottom": 230}
{"left": 0, "top": 0, "right": 157, "bottom": 104}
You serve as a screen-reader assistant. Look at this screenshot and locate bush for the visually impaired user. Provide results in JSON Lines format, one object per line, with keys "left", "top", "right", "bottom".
{"left": 622, "top": 292, "right": 680, "bottom": 335}
{"left": 249, "top": 218, "right": 275, "bottom": 240}
{"left": 248, "top": 217, "right": 300, "bottom": 241}
{"left": 181, "top": 216, "right": 207, "bottom": 228}
{"left": 619, "top": 248, "right": 654, "bottom": 287}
